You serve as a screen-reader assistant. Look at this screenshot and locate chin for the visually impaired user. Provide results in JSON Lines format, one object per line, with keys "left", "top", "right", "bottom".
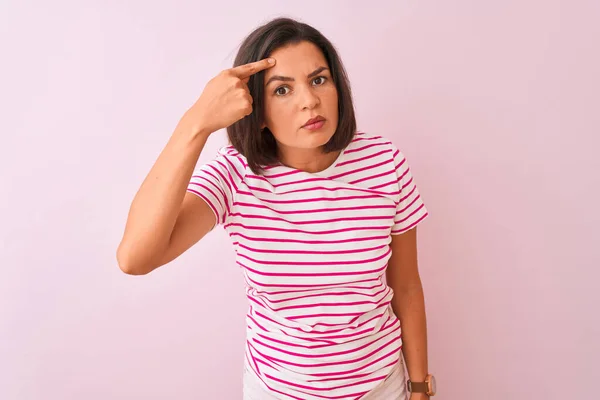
{"left": 304, "top": 131, "right": 335, "bottom": 149}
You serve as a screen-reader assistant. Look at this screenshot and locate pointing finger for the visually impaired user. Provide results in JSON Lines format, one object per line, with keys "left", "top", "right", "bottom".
{"left": 230, "top": 58, "right": 276, "bottom": 79}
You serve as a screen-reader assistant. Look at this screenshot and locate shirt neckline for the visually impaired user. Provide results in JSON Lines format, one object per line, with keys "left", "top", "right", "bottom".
{"left": 272, "top": 147, "right": 345, "bottom": 177}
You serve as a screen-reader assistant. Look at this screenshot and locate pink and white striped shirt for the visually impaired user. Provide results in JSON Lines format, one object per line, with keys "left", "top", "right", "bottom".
{"left": 187, "top": 132, "right": 429, "bottom": 399}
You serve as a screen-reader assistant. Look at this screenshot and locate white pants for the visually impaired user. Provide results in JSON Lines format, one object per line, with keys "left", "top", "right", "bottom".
{"left": 242, "top": 358, "right": 409, "bottom": 400}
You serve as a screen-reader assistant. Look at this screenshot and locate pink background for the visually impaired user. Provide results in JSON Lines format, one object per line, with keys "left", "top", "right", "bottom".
{"left": 1, "top": 1, "right": 598, "bottom": 399}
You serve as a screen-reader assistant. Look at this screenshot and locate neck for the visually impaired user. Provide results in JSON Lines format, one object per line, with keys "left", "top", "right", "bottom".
{"left": 277, "top": 145, "right": 340, "bottom": 173}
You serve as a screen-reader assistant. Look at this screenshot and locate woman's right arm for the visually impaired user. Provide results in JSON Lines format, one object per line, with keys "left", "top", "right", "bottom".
{"left": 116, "top": 58, "right": 275, "bottom": 275}
{"left": 116, "top": 123, "right": 214, "bottom": 276}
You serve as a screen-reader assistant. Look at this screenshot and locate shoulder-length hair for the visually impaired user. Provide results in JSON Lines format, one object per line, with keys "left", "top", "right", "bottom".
{"left": 227, "top": 17, "right": 357, "bottom": 175}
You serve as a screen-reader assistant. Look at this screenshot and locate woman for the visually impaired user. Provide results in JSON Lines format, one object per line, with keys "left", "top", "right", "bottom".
{"left": 117, "top": 17, "right": 436, "bottom": 400}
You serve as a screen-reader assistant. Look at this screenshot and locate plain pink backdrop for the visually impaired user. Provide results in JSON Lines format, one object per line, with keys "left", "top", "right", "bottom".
{"left": 1, "top": 1, "right": 598, "bottom": 399}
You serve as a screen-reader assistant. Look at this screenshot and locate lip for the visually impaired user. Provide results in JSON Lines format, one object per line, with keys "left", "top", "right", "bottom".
{"left": 302, "top": 116, "right": 325, "bottom": 128}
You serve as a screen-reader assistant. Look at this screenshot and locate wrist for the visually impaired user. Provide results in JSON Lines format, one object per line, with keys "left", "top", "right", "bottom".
{"left": 175, "top": 118, "right": 212, "bottom": 142}
{"left": 407, "top": 374, "right": 436, "bottom": 397}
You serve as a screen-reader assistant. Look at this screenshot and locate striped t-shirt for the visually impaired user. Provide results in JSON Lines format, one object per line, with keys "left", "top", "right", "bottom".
{"left": 187, "top": 132, "right": 429, "bottom": 399}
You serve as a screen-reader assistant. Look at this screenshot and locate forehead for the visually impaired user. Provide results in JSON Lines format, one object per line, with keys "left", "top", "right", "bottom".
{"left": 264, "top": 41, "right": 328, "bottom": 79}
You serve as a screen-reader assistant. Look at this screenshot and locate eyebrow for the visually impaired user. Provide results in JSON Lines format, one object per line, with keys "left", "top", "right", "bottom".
{"left": 265, "top": 66, "right": 329, "bottom": 87}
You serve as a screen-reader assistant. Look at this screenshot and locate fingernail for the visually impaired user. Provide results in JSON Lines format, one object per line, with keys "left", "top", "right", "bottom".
{"left": 267, "top": 58, "right": 275, "bottom": 64}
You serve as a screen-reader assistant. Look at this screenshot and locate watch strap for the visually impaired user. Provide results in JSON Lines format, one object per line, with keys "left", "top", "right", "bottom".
{"left": 407, "top": 380, "right": 428, "bottom": 393}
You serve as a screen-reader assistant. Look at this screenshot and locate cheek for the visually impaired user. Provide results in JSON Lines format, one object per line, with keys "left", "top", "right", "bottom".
{"left": 264, "top": 98, "right": 293, "bottom": 127}
{"left": 323, "top": 84, "right": 338, "bottom": 102}
{"left": 263, "top": 99, "right": 277, "bottom": 125}
{"left": 324, "top": 89, "right": 339, "bottom": 115}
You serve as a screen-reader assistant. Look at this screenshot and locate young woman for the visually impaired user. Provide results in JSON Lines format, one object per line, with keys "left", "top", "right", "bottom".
{"left": 117, "top": 17, "right": 436, "bottom": 400}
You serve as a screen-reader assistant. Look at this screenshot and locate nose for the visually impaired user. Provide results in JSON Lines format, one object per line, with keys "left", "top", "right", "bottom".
{"left": 299, "top": 85, "right": 320, "bottom": 110}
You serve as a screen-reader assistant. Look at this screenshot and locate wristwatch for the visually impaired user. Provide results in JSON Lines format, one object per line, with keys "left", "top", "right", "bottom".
{"left": 407, "top": 374, "right": 436, "bottom": 396}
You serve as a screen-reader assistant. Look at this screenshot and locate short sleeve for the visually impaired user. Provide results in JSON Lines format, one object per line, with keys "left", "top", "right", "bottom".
{"left": 186, "top": 154, "right": 236, "bottom": 228}
{"left": 390, "top": 145, "right": 429, "bottom": 235}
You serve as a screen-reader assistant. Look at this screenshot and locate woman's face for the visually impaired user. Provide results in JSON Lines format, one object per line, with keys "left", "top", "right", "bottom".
{"left": 262, "top": 41, "right": 339, "bottom": 154}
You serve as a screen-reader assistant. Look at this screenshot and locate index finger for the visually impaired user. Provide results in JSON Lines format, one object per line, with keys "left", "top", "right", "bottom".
{"left": 230, "top": 58, "right": 276, "bottom": 79}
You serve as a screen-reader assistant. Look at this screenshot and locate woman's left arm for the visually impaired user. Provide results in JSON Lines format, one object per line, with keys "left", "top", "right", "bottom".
{"left": 386, "top": 227, "right": 430, "bottom": 399}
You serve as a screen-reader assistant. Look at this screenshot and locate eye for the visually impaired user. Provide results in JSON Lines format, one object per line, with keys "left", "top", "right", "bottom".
{"left": 274, "top": 86, "right": 290, "bottom": 96}
{"left": 312, "top": 76, "right": 327, "bottom": 86}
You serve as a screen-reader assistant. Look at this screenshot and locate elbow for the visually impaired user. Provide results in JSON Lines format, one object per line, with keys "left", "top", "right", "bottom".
{"left": 116, "top": 242, "right": 152, "bottom": 276}
{"left": 118, "top": 263, "right": 148, "bottom": 276}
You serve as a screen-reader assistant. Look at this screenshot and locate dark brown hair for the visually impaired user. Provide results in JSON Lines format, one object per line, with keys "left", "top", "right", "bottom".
{"left": 227, "top": 17, "right": 357, "bottom": 175}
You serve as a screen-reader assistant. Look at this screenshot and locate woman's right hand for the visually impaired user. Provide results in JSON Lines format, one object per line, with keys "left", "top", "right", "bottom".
{"left": 181, "top": 58, "right": 276, "bottom": 136}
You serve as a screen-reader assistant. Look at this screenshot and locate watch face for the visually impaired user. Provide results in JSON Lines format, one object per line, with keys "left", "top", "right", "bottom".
{"left": 428, "top": 375, "right": 437, "bottom": 395}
